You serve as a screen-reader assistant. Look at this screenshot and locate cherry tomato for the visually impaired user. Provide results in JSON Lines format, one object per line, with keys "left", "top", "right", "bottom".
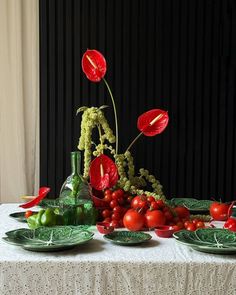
{"left": 24, "top": 210, "right": 33, "bottom": 218}
{"left": 131, "top": 196, "right": 142, "bottom": 209}
{"left": 103, "top": 217, "right": 111, "bottom": 223}
{"left": 112, "top": 212, "right": 121, "bottom": 220}
{"left": 196, "top": 221, "right": 205, "bottom": 228}
{"left": 123, "top": 209, "right": 145, "bottom": 231}
{"left": 147, "top": 196, "right": 155, "bottom": 203}
{"left": 113, "top": 206, "right": 123, "bottom": 214}
{"left": 210, "top": 202, "right": 230, "bottom": 221}
{"left": 112, "top": 189, "right": 124, "bottom": 200}
{"left": 174, "top": 206, "right": 190, "bottom": 219}
{"left": 104, "top": 189, "right": 112, "bottom": 195}
{"left": 224, "top": 218, "right": 236, "bottom": 231}
{"left": 145, "top": 210, "right": 166, "bottom": 228}
{"left": 102, "top": 209, "right": 112, "bottom": 218}
{"left": 186, "top": 223, "right": 196, "bottom": 231}
{"left": 110, "top": 220, "right": 120, "bottom": 228}
{"left": 184, "top": 221, "right": 192, "bottom": 228}
{"left": 192, "top": 219, "right": 200, "bottom": 225}
{"left": 155, "top": 200, "right": 165, "bottom": 209}
{"left": 110, "top": 200, "right": 118, "bottom": 209}
{"left": 103, "top": 193, "right": 112, "bottom": 203}
{"left": 150, "top": 201, "right": 159, "bottom": 210}
{"left": 171, "top": 225, "right": 181, "bottom": 231}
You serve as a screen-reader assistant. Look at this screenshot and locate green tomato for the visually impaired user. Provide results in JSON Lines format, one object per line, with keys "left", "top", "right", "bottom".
{"left": 40, "top": 208, "right": 57, "bottom": 226}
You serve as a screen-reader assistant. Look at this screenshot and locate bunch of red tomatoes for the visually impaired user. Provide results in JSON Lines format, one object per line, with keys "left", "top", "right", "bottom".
{"left": 99, "top": 189, "right": 206, "bottom": 231}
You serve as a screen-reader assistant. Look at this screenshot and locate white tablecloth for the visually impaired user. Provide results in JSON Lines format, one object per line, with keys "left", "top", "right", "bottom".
{"left": 0, "top": 204, "right": 236, "bottom": 295}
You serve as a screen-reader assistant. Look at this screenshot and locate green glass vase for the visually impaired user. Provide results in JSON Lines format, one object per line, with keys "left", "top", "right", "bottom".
{"left": 59, "top": 151, "right": 97, "bottom": 225}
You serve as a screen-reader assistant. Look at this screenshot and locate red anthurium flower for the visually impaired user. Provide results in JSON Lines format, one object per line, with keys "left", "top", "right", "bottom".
{"left": 89, "top": 155, "right": 118, "bottom": 190}
{"left": 137, "top": 109, "right": 169, "bottom": 136}
{"left": 82, "top": 49, "right": 107, "bottom": 82}
{"left": 19, "top": 187, "right": 50, "bottom": 209}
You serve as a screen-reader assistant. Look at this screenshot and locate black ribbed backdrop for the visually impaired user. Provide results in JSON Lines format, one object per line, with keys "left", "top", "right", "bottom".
{"left": 40, "top": 0, "right": 236, "bottom": 201}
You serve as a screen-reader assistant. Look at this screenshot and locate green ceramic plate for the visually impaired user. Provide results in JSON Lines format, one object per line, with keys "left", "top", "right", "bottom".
{"left": 174, "top": 228, "right": 236, "bottom": 254}
{"left": 3, "top": 226, "right": 94, "bottom": 252}
{"left": 9, "top": 212, "right": 38, "bottom": 223}
{"left": 169, "top": 198, "right": 213, "bottom": 213}
{"left": 104, "top": 231, "right": 152, "bottom": 245}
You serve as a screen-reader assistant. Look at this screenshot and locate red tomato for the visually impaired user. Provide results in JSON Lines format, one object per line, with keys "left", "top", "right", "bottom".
{"left": 113, "top": 206, "right": 123, "bottom": 214}
{"left": 210, "top": 202, "right": 230, "bottom": 221}
{"left": 186, "top": 223, "right": 196, "bottom": 231}
{"left": 174, "top": 206, "right": 190, "bottom": 219}
{"left": 24, "top": 210, "right": 33, "bottom": 218}
{"left": 164, "top": 210, "right": 174, "bottom": 222}
{"left": 150, "top": 201, "right": 159, "bottom": 210}
{"left": 224, "top": 218, "right": 236, "bottom": 231}
{"left": 192, "top": 219, "right": 200, "bottom": 225}
{"left": 102, "top": 209, "right": 112, "bottom": 218}
{"left": 110, "top": 220, "right": 120, "bottom": 228}
{"left": 145, "top": 210, "right": 166, "bottom": 228}
{"left": 123, "top": 209, "right": 145, "bottom": 231}
{"left": 103, "top": 193, "right": 112, "bottom": 203}
{"left": 112, "top": 189, "right": 124, "bottom": 200}
{"left": 104, "top": 189, "right": 112, "bottom": 195}
{"left": 196, "top": 221, "right": 205, "bottom": 228}
{"left": 103, "top": 217, "right": 111, "bottom": 222}
{"left": 110, "top": 200, "right": 118, "bottom": 209}
{"left": 112, "top": 212, "right": 121, "bottom": 221}
{"left": 155, "top": 200, "right": 165, "bottom": 209}
{"left": 131, "top": 195, "right": 147, "bottom": 210}
{"left": 147, "top": 196, "right": 155, "bottom": 203}
{"left": 117, "top": 197, "right": 125, "bottom": 205}
{"left": 184, "top": 221, "right": 192, "bottom": 228}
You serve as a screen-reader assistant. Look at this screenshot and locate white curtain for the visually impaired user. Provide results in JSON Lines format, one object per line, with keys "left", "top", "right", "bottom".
{"left": 0, "top": 0, "right": 39, "bottom": 202}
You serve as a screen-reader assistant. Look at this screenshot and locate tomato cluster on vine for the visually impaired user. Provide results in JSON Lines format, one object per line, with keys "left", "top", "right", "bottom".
{"left": 99, "top": 189, "right": 206, "bottom": 231}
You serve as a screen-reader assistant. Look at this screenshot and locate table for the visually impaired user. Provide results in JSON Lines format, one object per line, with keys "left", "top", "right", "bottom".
{"left": 1, "top": 204, "right": 236, "bottom": 295}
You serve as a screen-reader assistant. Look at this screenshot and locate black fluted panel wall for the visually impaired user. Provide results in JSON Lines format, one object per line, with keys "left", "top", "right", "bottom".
{"left": 40, "top": 0, "right": 236, "bottom": 201}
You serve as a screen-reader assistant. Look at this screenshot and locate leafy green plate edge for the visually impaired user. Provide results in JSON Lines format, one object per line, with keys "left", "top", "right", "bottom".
{"left": 104, "top": 231, "right": 152, "bottom": 245}
{"left": 169, "top": 198, "right": 213, "bottom": 211}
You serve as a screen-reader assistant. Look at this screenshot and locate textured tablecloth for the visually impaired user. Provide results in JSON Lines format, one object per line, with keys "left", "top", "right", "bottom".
{"left": 0, "top": 204, "right": 236, "bottom": 295}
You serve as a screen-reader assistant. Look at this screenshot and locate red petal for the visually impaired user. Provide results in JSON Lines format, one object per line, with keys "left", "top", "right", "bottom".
{"left": 19, "top": 187, "right": 50, "bottom": 209}
{"left": 137, "top": 109, "right": 169, "bottom": 136}
{"left": 82, "top": 49, "right": 107, "bottom": 82}
{"left": 89, "top": 155, "right": 118, "bottom": 190}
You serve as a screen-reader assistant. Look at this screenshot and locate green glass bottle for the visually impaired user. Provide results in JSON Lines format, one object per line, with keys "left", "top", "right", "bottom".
{"left": 59, "top": 151, "right": 96, "bottom": 225}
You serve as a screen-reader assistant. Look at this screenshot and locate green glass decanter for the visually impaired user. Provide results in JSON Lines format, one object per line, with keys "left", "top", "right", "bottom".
{"left": 59, "top": 151, "right": 97, "bottom": 225}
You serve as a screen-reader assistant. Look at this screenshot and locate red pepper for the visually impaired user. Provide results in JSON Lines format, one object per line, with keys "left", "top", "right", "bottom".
{"left": 223, "top": 217, "right": 236, "bottom": 232}
{"left": 19, "top": 187, "right": 50, "bottom": 209}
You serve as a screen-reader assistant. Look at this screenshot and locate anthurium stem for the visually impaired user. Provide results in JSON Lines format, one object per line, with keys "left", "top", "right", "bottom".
{"left": 103, "top": 78, "right": 118, "bottom": 154}
{"left": 97, "top": 124, "right": 104, "bottom": 154}
{"left": 125, "top": 132, "right": 143, "bottom": 152}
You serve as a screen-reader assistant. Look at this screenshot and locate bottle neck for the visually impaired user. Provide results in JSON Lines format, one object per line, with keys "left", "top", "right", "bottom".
{"left": 71, "top": 151, "right": 81, "bottom": 175}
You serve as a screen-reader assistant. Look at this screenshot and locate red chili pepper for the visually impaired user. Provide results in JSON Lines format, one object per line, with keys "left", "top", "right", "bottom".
{"left": 89, "top": 155, "right": 118, "bottom": 190}
{"left": 82, "top": 49, "right": 107, "bottom": 82}
{"left": 223, "top": 218, "right": 236, "bottom": 232}
{"left": 137, "top": 109, "right": 169, "bottom": 136}
{"left": 19, "top": 187, "right": 50, "bottom": 209}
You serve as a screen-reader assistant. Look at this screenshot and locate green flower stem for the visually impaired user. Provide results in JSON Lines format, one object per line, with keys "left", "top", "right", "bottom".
{"left": 97, "top": 124, "right": 104, "bottom": 154}
{"left": 125, "top": 132, "right": 143, "bottom": 152}
{"left": 103, "top": 78, "right": 118, "bottom": 154}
